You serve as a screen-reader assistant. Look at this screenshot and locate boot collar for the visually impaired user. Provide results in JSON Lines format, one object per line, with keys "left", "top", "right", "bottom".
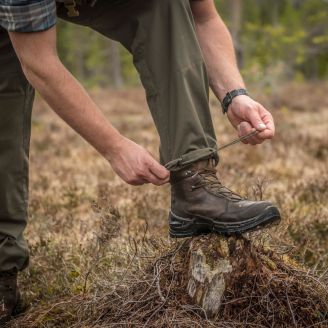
{"left": 170, "top": 158, "right": 217, "bottom": 184}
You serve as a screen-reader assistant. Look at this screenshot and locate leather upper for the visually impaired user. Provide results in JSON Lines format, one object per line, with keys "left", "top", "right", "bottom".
{"left": 170, "top": 159, "right": 273, "bottom": 222}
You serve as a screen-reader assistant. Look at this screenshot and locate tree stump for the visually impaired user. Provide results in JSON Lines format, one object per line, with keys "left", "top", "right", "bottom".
{"left": 186, "top": 234, "right": 260, "bottom": 319}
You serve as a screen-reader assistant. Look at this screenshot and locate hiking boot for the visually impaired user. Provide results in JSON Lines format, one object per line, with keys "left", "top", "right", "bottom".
{"left": 0, "top": 269, "right": 21, "bottom": 325}
{"left": 169, "top": 159, "right": 281, "bottom": 238}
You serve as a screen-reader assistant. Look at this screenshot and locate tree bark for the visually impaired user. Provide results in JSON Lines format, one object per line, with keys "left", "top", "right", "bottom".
{"left": 230, "top": 0, "right": 243, "bottom": 67}
{"left": 186, "top": 235, "right": 265, "bottom": 319}
{"left": 110, "top": 40, "right": 124, "bottom": 88}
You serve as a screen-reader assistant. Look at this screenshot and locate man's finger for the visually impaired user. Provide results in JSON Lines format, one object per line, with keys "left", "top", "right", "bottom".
{"left": 249, "top": 136, "right": 264, "bottom": 145}
{"left": 145, "top": 170, "right": 169, "bottom": 186}
{"left": 148, "top": 159, "right": 170, "bottom": 180}
{"left": 246, "top": 107, "right": 267, "bottom": 131}
{"left": 258, "top": 129, "right": 274, "bottom": 140}
{"left": 238, "top": 121, "right": 253, "bottom": 143}
{"left": 238, "top": 121, "right": 264, "bottom": 144}
{"left": 246, "top": 133, "right": 263, "bottom": 145}
{"left": 128, "top": 177, "right": 148, "bottom": 186}
{"left": 258, "top": 106, "right": 275, "bottom": 139}
{"left": 258, "top": 122, "right": 275, "bottom": 139}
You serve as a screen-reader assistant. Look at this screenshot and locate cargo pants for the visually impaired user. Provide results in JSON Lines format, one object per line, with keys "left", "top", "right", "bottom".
{"left": 0, "top": 0, "right": 218, "bottom": 272}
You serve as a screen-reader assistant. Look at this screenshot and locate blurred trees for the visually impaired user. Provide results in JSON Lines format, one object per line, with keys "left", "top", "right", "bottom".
{"left": 221, "top": 0, "right": 328, "bottom": 82}
{"left": 57, "top": 0, "right": 328, "bottom": 87}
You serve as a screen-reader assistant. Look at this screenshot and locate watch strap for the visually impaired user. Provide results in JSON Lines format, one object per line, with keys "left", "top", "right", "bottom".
{"left": 221, "top": 88, "right": 249, "bottom": 114}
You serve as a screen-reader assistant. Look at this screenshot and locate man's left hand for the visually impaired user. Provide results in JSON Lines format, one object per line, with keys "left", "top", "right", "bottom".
{"left": 226, "top": 95, "right": 275, "bottom": 145}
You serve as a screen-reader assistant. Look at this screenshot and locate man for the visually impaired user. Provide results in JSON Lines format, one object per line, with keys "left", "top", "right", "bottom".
{"left": 0, "top": 0, "right": 281, "bottom": 322}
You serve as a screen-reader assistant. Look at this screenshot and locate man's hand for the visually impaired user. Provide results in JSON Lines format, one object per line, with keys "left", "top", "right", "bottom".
{"left": 191, "top": 1, "right": 276, "bottom": 145}
{"left": 227, "top": 95, "right": 275, "bottom": 145}
{"left": 108, "top": 137, "right": 170, "bottom": 186}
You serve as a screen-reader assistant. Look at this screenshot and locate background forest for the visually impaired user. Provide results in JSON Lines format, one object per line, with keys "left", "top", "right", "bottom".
{"left": 57, "top": 0, "right": 328, "bottom": 88}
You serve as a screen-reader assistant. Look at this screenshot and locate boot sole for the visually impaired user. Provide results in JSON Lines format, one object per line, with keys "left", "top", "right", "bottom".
{"left": 169, "top": 206, "right": 281, "bottom": 238}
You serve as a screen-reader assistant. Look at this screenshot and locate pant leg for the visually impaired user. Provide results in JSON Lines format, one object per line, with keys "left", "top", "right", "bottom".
{"left": 58, "top": 0, "right": 218, "bottom": 171}
{"left": 0, "top": 27, "right": 34, "bottom": 272}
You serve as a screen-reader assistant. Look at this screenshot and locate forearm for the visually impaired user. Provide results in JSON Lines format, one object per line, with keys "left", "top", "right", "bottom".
{"left": 194, "top": 15, "right": 245, "bottom": 101}
{"left": 8, "top": 27, "right": 169, "bottom": 186}
{"left": 9, "top": 28, "right": 123, "bottom": 159}
{"left": 22, "top": 57, "right": 122, "bottom": 159}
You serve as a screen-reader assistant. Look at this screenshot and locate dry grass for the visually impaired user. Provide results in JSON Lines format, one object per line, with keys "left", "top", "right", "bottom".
{"left": 10, "top": 234, "right": 328, "bottom": 327}
{"left": 8, "top": 82, "right": 328, "bottom": 327}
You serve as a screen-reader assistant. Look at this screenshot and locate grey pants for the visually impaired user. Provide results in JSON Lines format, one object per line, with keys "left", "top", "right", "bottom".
{"left": 0, "top": 0, "right": 218, "bottom": 271}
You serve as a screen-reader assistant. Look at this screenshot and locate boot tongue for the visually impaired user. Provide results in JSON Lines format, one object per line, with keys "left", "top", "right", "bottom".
{"left": 191, "top": 159, "right": 218, "bottom": 184}
{"left": 170, "top": 158, "right": 217, "bottom": 183}
{"left": 191, "top": 159, "right": 243, "bottom": 201}
{"left": 190, "top": 158, "right": 216, "bottom": 171}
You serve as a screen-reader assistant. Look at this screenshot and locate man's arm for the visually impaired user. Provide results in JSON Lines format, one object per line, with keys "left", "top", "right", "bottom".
{"left": 190, "top": 0, "right": 275, "bottom": 145}
{"left": 9, "top": 27, "right": 169, "bottom": 185}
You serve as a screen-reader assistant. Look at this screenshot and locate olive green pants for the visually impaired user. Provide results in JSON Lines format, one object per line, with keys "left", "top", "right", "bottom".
{"left": 0, "top": 0, "right": 218, "bottom": 271}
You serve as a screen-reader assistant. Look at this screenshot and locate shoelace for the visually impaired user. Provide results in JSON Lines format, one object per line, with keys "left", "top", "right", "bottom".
{"left": 190, "top": 130, "right": 260, "bottom": 200}
{"left": 218, "top": 130, "right": 260, "bottom": 151}
{"left": 191, "top": 168, "right": 243, "bottom": 201}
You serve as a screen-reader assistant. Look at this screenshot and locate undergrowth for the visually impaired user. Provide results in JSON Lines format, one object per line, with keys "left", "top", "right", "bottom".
{"left": 8, "top": 83, "right": 328, "bottom": 327}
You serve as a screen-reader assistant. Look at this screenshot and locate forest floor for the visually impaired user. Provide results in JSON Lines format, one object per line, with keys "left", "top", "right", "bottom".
{"left": 9, "top": 82, "right": 328, "bottom": 327}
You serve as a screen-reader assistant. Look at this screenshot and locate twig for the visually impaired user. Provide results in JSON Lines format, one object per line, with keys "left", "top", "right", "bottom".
{"left": 285, "top": 289, "right": 298, "bottom": 328}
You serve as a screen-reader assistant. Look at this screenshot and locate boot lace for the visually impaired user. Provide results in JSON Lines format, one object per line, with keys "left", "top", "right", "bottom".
{"left": 191, "top": 168, "right": 243, "bottom": 201}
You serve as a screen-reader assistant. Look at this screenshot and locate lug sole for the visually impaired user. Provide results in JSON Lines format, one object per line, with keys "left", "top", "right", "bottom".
{"left": 169, "top": 206, "right": 281, "bottom": 238}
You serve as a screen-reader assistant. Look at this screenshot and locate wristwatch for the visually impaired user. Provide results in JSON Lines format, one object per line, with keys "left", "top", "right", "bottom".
{"left": 221, "top": 88, "right": 249, "bottom": 114}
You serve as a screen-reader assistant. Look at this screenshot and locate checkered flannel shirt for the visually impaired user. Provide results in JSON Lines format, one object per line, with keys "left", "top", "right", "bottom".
{"left": 0, "top": 0, "right": 57, "bottom": 32}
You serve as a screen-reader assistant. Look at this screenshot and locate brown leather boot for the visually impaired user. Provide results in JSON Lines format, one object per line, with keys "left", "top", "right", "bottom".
{"left": 0, "top": 269, "right": 21, "bottom": 325}
{"left": 169, "top": 159, "right": 281, "bottom": 238}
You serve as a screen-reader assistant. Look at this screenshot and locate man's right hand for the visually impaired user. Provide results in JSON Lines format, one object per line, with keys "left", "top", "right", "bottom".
{"left": 108, "top": 137, "right": 170, "bottom": 186}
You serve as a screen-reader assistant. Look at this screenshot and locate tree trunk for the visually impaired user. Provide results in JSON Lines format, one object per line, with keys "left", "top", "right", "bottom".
{"left": 186, "top": 234, "right": 271, "bottom": 319}
{"left": 75, "top": 29, "right": 86, "bottom": 81}
{"left": 230, "top": 0, "right": 243, "bottom": 67}
{"left": 187, "top": 236, "right": 232, "bottom": 318}
{"left": 110, "top": 40, "right": 124, "bottom": 88}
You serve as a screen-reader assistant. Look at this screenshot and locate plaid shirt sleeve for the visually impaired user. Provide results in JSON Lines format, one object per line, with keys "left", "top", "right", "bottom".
{"left": 0, "top": 0, "right": 57, "bottom": 32}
